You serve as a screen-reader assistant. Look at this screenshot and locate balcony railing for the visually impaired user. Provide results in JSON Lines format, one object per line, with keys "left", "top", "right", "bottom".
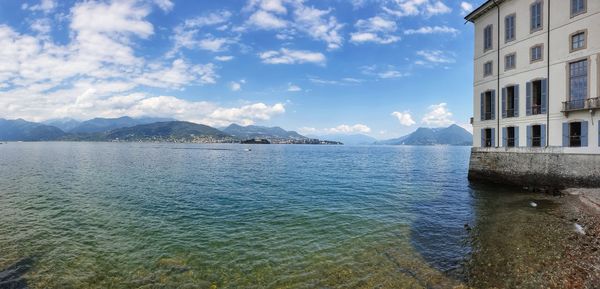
{"left": 569, "top": 136, "right": 582, "bottom": 147}
{"left": 506, "top": 137, "right": 515, "bottom": 147}
{"left": 531, "top": 136, "right": 542, "bottom": 147}
{"left": 505, "top": 109, "right": 515, "bottom": 118}
{"left": 482, "top": 112, "right": 493, "bottom": 120}
{"left": 531, "top": 105, "right": 543, "bottom": 115}
{"left": 562, "top": 97, "right": 600, "bottom": 113}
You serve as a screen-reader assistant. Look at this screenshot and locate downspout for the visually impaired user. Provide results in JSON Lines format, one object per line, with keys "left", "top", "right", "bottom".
{"left": 493, "top": 0, "right": 500, "bottom": 147}
{"left": 546, "top": 0, "right": 551, "bottom": 147}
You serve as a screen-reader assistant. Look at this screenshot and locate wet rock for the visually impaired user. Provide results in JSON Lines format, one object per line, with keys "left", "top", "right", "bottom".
{"left": 0, "top": 257, "right": 34, "bottom": 289}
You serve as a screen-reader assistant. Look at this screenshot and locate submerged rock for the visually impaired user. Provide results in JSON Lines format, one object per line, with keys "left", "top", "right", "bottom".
{"left": 574, "top": 223, "right": 586, "bottom": 235}
{"left": 0, "top": 257, "right": 34, "bottom": 289}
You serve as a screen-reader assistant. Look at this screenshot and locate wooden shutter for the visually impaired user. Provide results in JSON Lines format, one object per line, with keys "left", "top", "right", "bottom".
{"left": 502, "top": 88, "right": 507, "bottom": 118}
{"left": 480, "top": 93, "right": 485, "bottom": 121}
{"left": 491, "top": 90, "right": 496, "bottom": 120}
{"left": 581, "top": 121, "right": 588, "bottom": 147}
{"left": 491, "top": 128, "right": 496, "bottom": 147}
{"left": 541, "top": 124, "right": 547, "bottom": 147}
{"left": 527, "top": 125, "right": 532, "bottom": 147}
{"left": 541, "top": 79, "right": 548, "bottom": 114}
{"left": 502, "top": 127, "right": 507, "bottom": 147}
{"left": 563, "top": 122, "right": 569, "bottom": 147}
{"left": 526, "top": 82, "right": 532, "bottom": 115}
{"left": 481, "top": 128, "right": 486, "bottom": 147}
{"left": 514, "top": 85, "right": 520, "bottom": 117}
{"left": 515, "top": 126, "right": 520, "bottom": 147}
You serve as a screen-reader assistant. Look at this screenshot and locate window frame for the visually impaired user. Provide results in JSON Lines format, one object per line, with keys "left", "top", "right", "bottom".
{"left": 505, "top": 53, "right": 516, "bottom": 71}
{"left": 569, "top": 30, "right": 587, "bottom": 53}
{"left": 505, "top": 13, "right": 516, "bottom": 43}
{"left": 530, "top": 44, "right": 544, "bottom": 63}
{"left": 484, "top": 24, "right": 493, "bottom": 52}
{"left": 531, "top": 124, "right": 542, "bottom": 147}
{"left": 484, "top": 61, "right": 494, "bottom": 77}
{"left": 506, "top": 126, "right": 516, "bottom": 147}
{"left": 570, "top": 0, "right": 587, "bottom": 18}
{"left": 567, "top": 57, "right": 590, "bottom": 104}
{"left": 569, "top": 122, "right": 582, "bottom": 147}
{"left": 505, "top": 85, "right": 517, "bottom": 117}
{"left": 484, "top": 128, "right": 493, "bottom": 147}
{"left": 530, "top": 0, "right": 543, "bottom": 33}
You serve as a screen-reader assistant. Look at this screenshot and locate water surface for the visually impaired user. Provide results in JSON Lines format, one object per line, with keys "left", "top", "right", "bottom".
{"left": 0, "top": 143, "right": 576, "bottom": 288}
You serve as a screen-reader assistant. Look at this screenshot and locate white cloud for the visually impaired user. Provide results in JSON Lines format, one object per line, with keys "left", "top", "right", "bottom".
{"left": 207, "top": 102, "right": 286, "bottom": 126}
{"left": 287, "top": 83, "right": 302, "bottom": 92}
{"left": 136, "top": 60, "right": 218, "bottom": 88}
{"left": 197, "top": 36, "right": 234, "bottom": 52}
{"left": 259, "top": 48, "right": 325, "bottom": 65}
{"left": 404, "top": 26, "right": 459, "bottom": 35}
{"left": 153, "top": 0, "right": 174, "bottom": 12}
{"left": 168, "top": 11, "right": 235, "bottom": 56}
{"left": 247, "top": 10, "right": 288, "bottom": 29}
{"left": 350, "top": 16, "right": 400, "bottom": 44}
{"left": 299, "top": 124, "right": 372, "bottom": 135}
{"left": 215, "top": 55, "right": 234, "bottom": 62}
{"left": 384, "top": 0, "right": 451, "bottom": 17}
{"left": 416, "top": 50, "right": 455, "bottom": 64}
{"left": 30, "top": 18, "right": 52, "bottom": 34}
{"left": 292, "top": 6, "right": 344, "bottom": 50}
{"left": 23, "top": 0, "right": 56, "bottom": 13}
{"left": 421, "top": 103, "right": 454, "bottom": 127}
{"left": 230, "top": 79, "right": 246, "bottom": 91}
{"left": 460, "top": 1, "right": 474, "bottom": 15}
{"left": 378, "top": 70, "right": 408, "bottom": 79}
{"left": 391, "top": 111, "right": 416, "bottom": 126}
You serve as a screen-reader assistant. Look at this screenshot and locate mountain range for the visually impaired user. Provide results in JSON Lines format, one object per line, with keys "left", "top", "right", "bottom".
{"left": 308, "top": 134, "right": 378, "bottom": 146}
{"left": 223, "top": 124, "right": 306, "bottom": 140}
{"left": 377, "top": 124, "right": 472, "bottom": 146}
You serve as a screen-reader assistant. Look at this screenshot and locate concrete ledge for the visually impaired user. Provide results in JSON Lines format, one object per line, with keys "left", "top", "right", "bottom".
{"left": 468, "top": 148, "right": 600, "bottom": 188}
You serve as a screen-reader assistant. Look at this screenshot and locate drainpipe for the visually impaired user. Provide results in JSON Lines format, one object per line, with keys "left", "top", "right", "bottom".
{"left": 546, "top": 0, "right": 551, "bottom": 147}
{"left": 493, "top": 0, "right": 500, "bottom": 147}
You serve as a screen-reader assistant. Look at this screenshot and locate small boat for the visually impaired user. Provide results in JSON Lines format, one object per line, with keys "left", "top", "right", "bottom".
{"left": 244, "top": 148, "right": 252, "bottom": 152}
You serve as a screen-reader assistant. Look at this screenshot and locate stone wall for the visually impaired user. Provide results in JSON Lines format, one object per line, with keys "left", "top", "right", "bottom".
{"left": 468, "top": 147, "right": 600, "bottom": 188}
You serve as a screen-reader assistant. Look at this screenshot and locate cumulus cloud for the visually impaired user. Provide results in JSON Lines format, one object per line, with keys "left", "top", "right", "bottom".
{"left": 168, "top": 11, "right": 236, "bottom": 56}
{"left": 207, "top": 102, "right": 286, "bottom": 126}
{"left": 416, "top": 50, "right": 456, "bottom": 65}
{"left": 460, "top": 1, "right": 474, "bottom": 15}
{"left": 230, "top": 79, "right": 246, "bottom": 91}
{"left": 404, "top": 26, "right": 459, "bottom": 35}
{"left": 421, "top": 103, "right": 454, "bottom": 127}
{"left": 259, "top": 48, "right": 325, "bottom": 65}
{"left": 350, "top": 16, "right": 400, "bottom": 44}
{"left": 383, "top": 0, "right": 452, "bottom": 17}
{"left": 247, "top": 10, "right": 288, "bottom": 29}
{"left": 153, "top": 0, "right": 174, "bottom": 12}
{"left": 215, "top": 55, "right": 234, "bottom": 62}
{"left": 22, "top": 0, "right": 56, "bottom": 13}
{"left": 391, "top": 111, "right": 416, "bottom": 126}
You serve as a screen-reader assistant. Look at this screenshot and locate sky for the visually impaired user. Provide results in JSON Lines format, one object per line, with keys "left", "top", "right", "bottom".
{"left": 0, "top": 0, "right": 485, "bottom": 139}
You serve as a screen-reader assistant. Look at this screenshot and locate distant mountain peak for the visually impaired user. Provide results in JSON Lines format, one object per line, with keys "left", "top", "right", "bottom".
{"left": 377, "top": 124, "right": 472, "bottom": 146}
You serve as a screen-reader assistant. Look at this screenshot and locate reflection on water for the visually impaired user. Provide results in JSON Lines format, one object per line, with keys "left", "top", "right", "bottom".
{"left": 0, "top": 143, "right": 584, "bottom": 288}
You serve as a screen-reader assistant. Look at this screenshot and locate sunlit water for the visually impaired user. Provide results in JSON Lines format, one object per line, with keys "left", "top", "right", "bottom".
{"left": 0, "top": 143, "right": 575, "bottom": 288}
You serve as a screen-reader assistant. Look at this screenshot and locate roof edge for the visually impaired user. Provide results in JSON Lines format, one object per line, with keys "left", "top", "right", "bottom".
{"left": 464, "top": 0, "right": 506, "bottom": 23}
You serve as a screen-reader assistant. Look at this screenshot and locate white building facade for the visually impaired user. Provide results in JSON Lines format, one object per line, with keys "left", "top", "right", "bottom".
{"left": 466, "top": 0, "right": 600, "bottom": 154}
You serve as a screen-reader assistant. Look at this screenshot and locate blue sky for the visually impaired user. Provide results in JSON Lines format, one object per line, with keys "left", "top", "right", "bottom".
{"left": 0, "top": 0, "right": 485, "bottom": 139}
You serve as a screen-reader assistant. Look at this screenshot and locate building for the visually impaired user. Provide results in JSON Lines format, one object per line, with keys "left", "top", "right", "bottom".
{"left": 465, "top": 0, "right": 600, "bottom": 187}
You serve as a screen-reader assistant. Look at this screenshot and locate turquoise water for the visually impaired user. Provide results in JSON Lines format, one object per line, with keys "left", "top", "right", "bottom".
{"left": 0, "top": 143, "right": 574, "bottom": 288}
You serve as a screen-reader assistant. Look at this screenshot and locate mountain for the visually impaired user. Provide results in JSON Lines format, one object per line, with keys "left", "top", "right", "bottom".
{"left": 378, "top": 124, "right": 472, "bottom": 146}
{"left": 43, "top": 118, "right": 81, "bottom": 132}
{"left": 104, "top": 121, "right": 230, "bottom": 141}
{"left": 0, "top": 119, "right": 65, "bottom": 141}
{"left": 69, "top": 116, "right": 175, "bottom": 134}
{"left": 223, "top": 124, "right": 306, "bottom": 140}
{"left": 311, "top": 134, "right": 378, "bottom": 145}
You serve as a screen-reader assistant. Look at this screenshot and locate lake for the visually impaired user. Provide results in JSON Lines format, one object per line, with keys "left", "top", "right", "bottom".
{"left": 0, "top": 143, "right": 578, "bottom": 288}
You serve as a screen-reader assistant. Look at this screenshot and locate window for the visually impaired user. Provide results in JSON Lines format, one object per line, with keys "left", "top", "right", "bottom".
{"left": 531, "top": 80, "right": 543, "bottom": 115}
{"left": 531, "top": 45, "right": 543, "bottom": 62}
{"left": 504, "top": 85, "right": 518, "bottom": 117}
{"left": 570, "top": 31, "right": 586, "bottom": 52}
{"left": 570, "top": 122, "right": 582, "bottom": 147}
{"left": 484, "top": 61, "right": 493, "bottom": 77}
{"left": 569, "top": 59, "right": 588, "bottom": 109}
{"left": 506, "top": 127, "right": 516, "bottom": 147}
{"left": 571, "top": 0, "right": 586, "bottom": 17}
{"left": 484, "top": 128, "right": 493, "bottom": 147}
{"left": 482, "top": 91, "right": 494, "bottom": 120}
{"left": 484, "top": 25, "right": 493, "bottom": 51}
{"left": 505, "top": 14, "right": 516, "bottom": 42}
{"left": 531, "top": 1, "right": 543, "bottom": 32}
{"left": 532, "top": 125, "right": 542, "bottom": 147}
{"left": 505, "top": 53, "right": 516, "bottom": 70}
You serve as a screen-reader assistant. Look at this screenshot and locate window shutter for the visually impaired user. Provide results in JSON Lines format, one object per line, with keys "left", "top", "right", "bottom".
{"left": 541, "top": 124, "right": 547, "bottom": 147}
{"left": 541, "top": 78, "right": 548, "bottom": 114}
{"left": 514, "top": 85, "right": 520, "bottom": 117}
{"left": 502, "top": 127, "right": 507, "bottom": 147}
{"left": 481, "top": 128, "right": 485, "bottom": 147}
{"left": 527, "top": 125, "right": 532, "bottom": 147}
{"left": 581, "top": 121, "right": 588, "bottom": 147}
{"left": 526, "top": 82, "right": 532, "bottom": 115}
{"left": 502, "top": 88, "right": 507, "bottom": 118}
{"left": 515, "top": 126, "right": 520, "bottom": 147}
{"left": 480, "top": 93, "right": 485, "bottom": 121}
{"left": 491, "top": 90, "right": 496, "bottom": 120}
{"left": 491, "top": 128, "right": 496, "bottom": 147}
{"left": 563, "top": 122, "right": 570, "bottom": 147}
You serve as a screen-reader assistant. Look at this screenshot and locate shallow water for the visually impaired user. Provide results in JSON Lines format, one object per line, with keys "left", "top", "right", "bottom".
{"left": 0, "top": 143, "right": 578, "bottom": 288}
